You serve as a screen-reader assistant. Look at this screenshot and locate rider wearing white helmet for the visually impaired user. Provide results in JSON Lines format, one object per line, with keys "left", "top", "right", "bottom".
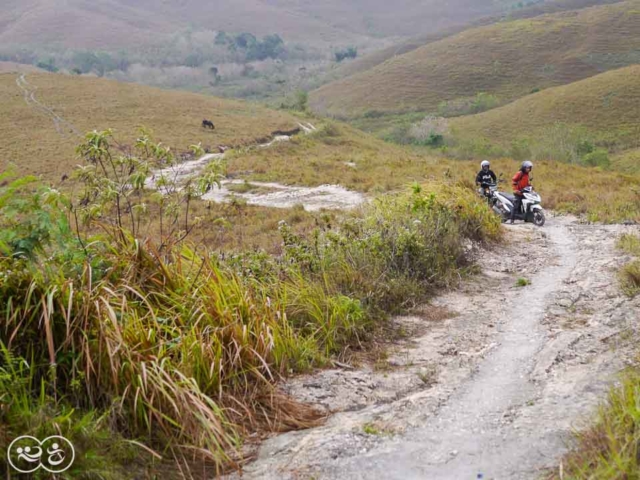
{"left": 510, "top": 160, "right": 533, "bottom": 224}
{"left": 476, "top": 160, "right": 497, "bottom": 197}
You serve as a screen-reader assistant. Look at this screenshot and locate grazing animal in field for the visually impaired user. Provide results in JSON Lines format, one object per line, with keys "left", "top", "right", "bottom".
{"left": 202, "top": 119, "right": 215, "bottom": 130}
{"left": 61, "top": 174, "right": 69, "bottom": 182}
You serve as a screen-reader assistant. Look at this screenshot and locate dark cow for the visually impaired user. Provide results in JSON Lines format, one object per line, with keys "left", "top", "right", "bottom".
{"left": 202, "top": 119, "right": 215, "bottom": 130}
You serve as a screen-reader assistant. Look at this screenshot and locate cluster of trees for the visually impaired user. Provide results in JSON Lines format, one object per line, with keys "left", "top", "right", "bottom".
{"left": 334, "top": 46, "right": 358, "bottom": 62}
{"left": 215, "top": 32, "right": 286, "bottom": 61}
{"left": 70, "top": 51, "right": 129, "bottom": 75}
{"left": 437, "top": 92, "right": 501, "bottom": 117}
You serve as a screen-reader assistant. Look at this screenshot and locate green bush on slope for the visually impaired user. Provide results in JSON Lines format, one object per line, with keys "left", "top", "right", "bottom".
{"left": 0, "top": 146, "right": 500, "bottom": 476}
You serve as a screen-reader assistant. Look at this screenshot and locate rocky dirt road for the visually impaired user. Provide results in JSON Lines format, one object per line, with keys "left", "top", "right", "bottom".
{"left": 233, "top": 216, "right": 639, "bottom": 479}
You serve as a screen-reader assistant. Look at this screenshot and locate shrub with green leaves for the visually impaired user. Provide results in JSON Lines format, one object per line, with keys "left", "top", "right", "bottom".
{"left": 0, "top": 132, "right": 501, "bottom": 476}
{"left": 582, "top": 148, "right": 611, "bottom": 168}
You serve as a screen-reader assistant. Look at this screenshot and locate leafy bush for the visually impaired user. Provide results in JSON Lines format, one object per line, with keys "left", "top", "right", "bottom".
{"left": 335, "top": 47, "right": 358, "bottom": 62}
{"left": 616, "top": 234, "right": 640, "bottom": 296}
{"left": 408, "top": 116, "right": 449, "bottom": 147}
{"left": 36, "top": 60, "right": 58, "bottom": 73}
{"left": 438, "top": 93, "right": 500, "bottom": 117}
{"left": 216, "top": 31, "right": 285, "bottom": 61}
{"left": 619, "top": 260, "right": 640, "bottom": 296}
{"left": 528, "top": 123, "right": 590, "bottom": 163}
{"left": 0, "top": 131, "right": 501, "bottom": 475}
{"left": 71, "top": 51, "right": 118, "bottom": 76}
{"left": 280, "top": 90, "right": 309, "bottom": 112}
{"left": 471, "top": 92, "right": 500, "bottom": 114}
{"left": 582, "top": 148, "right": 611, "bottom": 168}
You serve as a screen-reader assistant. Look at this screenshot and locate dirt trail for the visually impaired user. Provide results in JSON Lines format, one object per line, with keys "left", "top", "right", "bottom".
{"left": 146, "top": 124, "right": 367, "bottom": 212}
{"left": 233, "top": 217, "right": 639, "bottom": 479}
{"left": 15, "top": 74, "right": 80, "bottom": 137}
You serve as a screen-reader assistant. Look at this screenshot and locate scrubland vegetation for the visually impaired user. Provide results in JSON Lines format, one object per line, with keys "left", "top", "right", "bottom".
{"left": 0, "top": 126, "right": 501, "bottom": 475}
{"left": 551, "top": 234, "right": 640, "bottom": 479}
{"left": 2, "top": 0, "right": 640, "bottom": 472}
{"left": 311, "top": 0, "right": 640, "bottom": 118}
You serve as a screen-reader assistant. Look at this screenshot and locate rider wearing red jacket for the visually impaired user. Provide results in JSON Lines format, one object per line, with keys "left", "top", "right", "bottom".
{"left": 510, "top": 161, "right": 533, "bottom": 224}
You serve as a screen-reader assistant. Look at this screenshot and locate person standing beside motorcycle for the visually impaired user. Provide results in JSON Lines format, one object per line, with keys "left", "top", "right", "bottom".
{"left": 510, "top": 160, "right": 533, "bottom": 224}
{"left": 476, "top": 160, "right": 497, "bottom": 197}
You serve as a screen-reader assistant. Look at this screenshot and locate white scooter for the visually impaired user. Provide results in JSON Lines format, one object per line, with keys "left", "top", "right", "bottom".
{"left": 488, "top": 184, "right": 546, "bottom": 227}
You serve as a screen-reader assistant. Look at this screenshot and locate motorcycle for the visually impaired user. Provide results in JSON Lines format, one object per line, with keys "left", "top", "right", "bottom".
{"left": 485, "top": 182, "right": 546, "bottom": 227}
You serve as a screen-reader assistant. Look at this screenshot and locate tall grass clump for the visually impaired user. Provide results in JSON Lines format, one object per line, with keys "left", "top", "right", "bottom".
{"left": 616, "top": 233, "right": 640, "bottom": 257}
{"left": 551, "top": 235, "right": 640, "bottom": 478}
{"left": 550, "top": 371, "right": 640, "bottom": 479}
{"left": 616, "top": 233, "right": 640, "bottom": 297}
{"left": 0, "top": 132, "right": 501, "bottom": 476}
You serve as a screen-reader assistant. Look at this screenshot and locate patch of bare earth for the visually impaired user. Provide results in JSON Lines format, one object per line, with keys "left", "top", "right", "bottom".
{"left": 228, "top": 216, "right": 639, "bottom": 479}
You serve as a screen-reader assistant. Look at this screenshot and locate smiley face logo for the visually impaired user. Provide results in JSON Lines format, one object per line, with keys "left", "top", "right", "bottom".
{"left": 7, "top": 435, "right": 75, "bottom": 473}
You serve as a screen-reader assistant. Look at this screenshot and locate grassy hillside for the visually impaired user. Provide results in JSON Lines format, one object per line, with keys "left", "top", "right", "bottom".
{"left": 260, "top": 0, "right": 499, "bottom": 38}
{"left": 0, "top": 61, "right": 43, "bottom": 73}
{"left": 448, "top": 65, "right": 640, "bottom": 154}
{"left": 3, "top": 118, "right": 640, "bottom": 478}
{"left": 0, "top": 0, "right": 175, "bottom": 49}
{"left": 0, "top": 0, "right": 503, "bottom": 50}
{"left": 329, "top": 0, "right": 624, "bottom": 82}
{"left": 0, "top": 72, "right": 298, "bottom": 180}
{"left": 310, "top": 0, "right": 640, "bottom": 117}
{"left": 228, "top": 127, "right": 640, "bottom": 223}
{"left": 613, "top": 147, "right": 640, "bottom": 172}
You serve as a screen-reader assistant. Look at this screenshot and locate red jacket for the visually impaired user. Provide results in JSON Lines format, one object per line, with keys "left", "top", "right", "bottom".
{"left": 512, "top": 171, "right": 530, "bottom": 194}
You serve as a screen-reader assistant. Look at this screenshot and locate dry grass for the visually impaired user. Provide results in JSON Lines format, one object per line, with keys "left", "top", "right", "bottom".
{"left": 331, "top": 0, "right": 623, "bottom": 81}
{"left": 0, "top": 61, "right": 43, "bottom": 73}
{"left": 0, "top": 0, "right": 175, "bottom": 49}
{"left": 225, "top": 122, "right": 440, "bottom": 194}
{"left": 613, "top": 147, "right": 640, "bottom": 173}
{"left": 0, "top": 0, "right": 500, "bottom": 50}
{"left": 222, "top": 124, "right": 640, "bottom": 223}
{"left": 550, "top": 371, "right": 640, "bottom": 479}
{"left": 0, "top": 72, "right": 298, "bottom": 180}
{"left": 310, "top": 0, "right": 640, "bottom": 117}
{"left": 3, "top": 72, "right": 640, "bottom": 257}
{"left": 449, "top": 65, "right": 640, "bottom": 152}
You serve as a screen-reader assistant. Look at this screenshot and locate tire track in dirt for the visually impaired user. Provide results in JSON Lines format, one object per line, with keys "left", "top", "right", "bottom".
{"left": 231, "top": 217, "right": 639, "bottom": 479}
{"left": 15, "top": 74, "right": 81, "bottom": 138}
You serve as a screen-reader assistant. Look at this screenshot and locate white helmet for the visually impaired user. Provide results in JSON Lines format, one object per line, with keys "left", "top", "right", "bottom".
{"left": 522, "top": 160, "right": 533, "bottom": 170}
{"left": 481, "top": 160, "right": 490, "bottom": 168}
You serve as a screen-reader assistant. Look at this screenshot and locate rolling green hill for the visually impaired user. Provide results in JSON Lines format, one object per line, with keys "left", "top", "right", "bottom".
{"left": 0, "top": 72, "right": 298, "bottom": 180}
{"left": 448, "top": 64, "right": 640, "bottom": 153}
{"left": 310, "top": 0, "right": 640, "bottom": 117}
{"left": 328, "top": 0, "right": 624, "bottom": 82}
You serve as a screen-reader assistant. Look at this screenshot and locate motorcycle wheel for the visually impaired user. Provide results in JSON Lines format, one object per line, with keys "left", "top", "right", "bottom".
{"left": 533, "top": 210, "right": 546, "bottom": 227}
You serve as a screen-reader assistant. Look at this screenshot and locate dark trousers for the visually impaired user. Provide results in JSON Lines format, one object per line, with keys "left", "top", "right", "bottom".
{"left": 511, "top": 195, "right": 523, "bottom": 221}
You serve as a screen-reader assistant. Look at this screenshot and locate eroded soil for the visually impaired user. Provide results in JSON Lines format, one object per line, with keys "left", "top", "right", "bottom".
{"left": 232, "top": 216, "right": 639, "bottom": 480}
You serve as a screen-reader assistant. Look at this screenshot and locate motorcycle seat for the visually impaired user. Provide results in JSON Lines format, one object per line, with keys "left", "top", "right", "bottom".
{"left": 501, "top": 192, "right": 516, "bottom": 203}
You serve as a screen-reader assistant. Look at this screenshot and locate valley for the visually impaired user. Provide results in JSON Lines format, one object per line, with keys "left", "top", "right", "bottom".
{"left": 1, "top": 0, "right": 640, "bottom": 478}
